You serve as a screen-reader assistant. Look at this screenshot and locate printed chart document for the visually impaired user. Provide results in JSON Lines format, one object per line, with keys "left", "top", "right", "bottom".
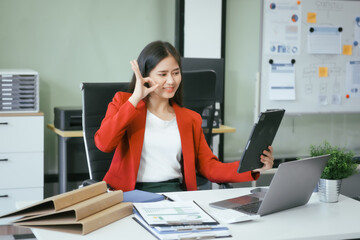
{"left": 133, "top": 201, "right": 217, "bottom": 226}
{"left": 346, "top": 60, "right": 360, "bottom": 98}
{"left": 308, "top": 26, "right": 342, "bottom": 54}
{"left": 133, "top": 201, "right": 231, "bottom": 239}
{"left": 269, "top": 63, "right": 296, "bottom": 100}
{"left": 263, "top": 1, "right": 302, "bottom": 55}
{"left": 133, "top": 213, "right": 230, "bottom": 240}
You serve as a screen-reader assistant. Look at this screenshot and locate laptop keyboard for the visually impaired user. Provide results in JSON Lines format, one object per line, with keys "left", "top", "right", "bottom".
{"left": 232, "top": 201, "right": 262, "bottom": 215}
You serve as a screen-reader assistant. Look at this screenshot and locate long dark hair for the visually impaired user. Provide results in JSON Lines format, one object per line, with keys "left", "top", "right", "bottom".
{"left": 128, "top": 41, "right": 183, "bottom": 106}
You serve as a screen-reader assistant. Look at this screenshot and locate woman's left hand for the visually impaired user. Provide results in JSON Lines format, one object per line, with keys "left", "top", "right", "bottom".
{"left": 252, "top": 146, "right": 274, "bottom": 173}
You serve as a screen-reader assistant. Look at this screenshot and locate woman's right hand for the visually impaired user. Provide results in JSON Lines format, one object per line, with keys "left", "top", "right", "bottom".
{"left": 252, "top": 146, "right": 274, "bottom": 173}
{"left": 128, "top": 60, "right": 159, "bottom": 107}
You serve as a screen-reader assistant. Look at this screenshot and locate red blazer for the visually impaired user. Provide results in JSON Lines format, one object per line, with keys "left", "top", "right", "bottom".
{"left": 95, "top": 92, "right": 259, "bottom": 191}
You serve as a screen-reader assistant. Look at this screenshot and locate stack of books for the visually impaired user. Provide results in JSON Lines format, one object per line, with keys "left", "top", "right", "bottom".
{"left": 0, "top": 181, "right": 133, "bottom": 235}
{"left": 132, "top": 201, "right": 231, "bottom": 239}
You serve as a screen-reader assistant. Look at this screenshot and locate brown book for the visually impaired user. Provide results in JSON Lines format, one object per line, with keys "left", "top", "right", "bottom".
{"left": 15, "top": 202, "right": 133, "bottom": 235}
{"left": 0, "top": 181, "right": 108, "bottom": 218}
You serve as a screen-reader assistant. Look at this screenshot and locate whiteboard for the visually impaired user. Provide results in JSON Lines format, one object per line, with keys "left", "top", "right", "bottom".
{"left": 259, "top": 0, "right": 360, "bottom": 114}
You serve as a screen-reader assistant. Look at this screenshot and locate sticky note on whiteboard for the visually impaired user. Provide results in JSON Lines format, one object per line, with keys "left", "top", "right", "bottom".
{"left": 307, "top": 12, "right": 316, "bottom": 23}
{"left": 319, "top": 67, "right": 328, "bottom": 77}
{"left": 343, "top": 45, "right": 352, "bottom": 55}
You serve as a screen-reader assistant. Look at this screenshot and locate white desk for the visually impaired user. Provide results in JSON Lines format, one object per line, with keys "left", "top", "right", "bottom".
{"left": 31, "top": 187, "right": 360, "bottom": 240}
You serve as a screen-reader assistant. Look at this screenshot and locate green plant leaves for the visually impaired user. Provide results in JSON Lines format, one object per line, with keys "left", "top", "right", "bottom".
{"left": 310, "top": 141, "right": 357, "bottom": 180}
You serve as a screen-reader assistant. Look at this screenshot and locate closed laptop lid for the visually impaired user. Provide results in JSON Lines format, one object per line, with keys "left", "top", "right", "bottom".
{"left": 258, "top": 154, "right": 330, "bottom": 216}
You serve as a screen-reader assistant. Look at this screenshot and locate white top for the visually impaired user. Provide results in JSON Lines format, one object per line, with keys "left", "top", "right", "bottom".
{"left": 136, "top": 110, "right": 182, "bottom": 182}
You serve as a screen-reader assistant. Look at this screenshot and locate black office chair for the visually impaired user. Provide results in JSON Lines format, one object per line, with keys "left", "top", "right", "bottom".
{"left": 182, "top": 70, "right": 218, "bottom": 190}
{"left": 182, "top": 70, "right": 217, "bottom": 149}
{"left": 81, "top": 82, "right": 131, "bottom": 183}
{"left": 81, "top": 79, "right": 229, "bottom": 190}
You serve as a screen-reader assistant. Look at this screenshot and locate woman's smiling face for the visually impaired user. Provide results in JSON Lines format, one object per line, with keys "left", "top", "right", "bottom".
{"left": 148, "top": 55, "right": 181, "bottom": 99}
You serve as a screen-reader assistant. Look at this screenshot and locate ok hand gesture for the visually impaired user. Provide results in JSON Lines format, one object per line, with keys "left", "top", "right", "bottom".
{"left": 128, "top": 60, "right": 158, "bottom": 107}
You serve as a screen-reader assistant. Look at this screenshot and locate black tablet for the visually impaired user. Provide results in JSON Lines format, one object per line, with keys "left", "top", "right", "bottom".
{"left": 237, "top": 109, "right": 285, "bottom": 173}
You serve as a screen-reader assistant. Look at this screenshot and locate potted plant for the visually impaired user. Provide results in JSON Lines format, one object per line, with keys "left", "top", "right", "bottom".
{"left": 310, "top": 141, "right": 358, "bottom": 203}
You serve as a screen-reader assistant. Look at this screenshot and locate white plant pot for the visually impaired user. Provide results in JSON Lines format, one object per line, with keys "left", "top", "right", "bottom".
{"left": 318, "top": 178, "right": 342, "bottom": 203}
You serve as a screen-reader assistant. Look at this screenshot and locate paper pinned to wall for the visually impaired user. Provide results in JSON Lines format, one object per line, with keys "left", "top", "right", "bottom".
{"left": 268, "top": 62, "right": 296, "bottom": 100}
{"left": 263, "top": 1, "right": 301, "bottom": 55}
{"left": 308, "top": 26, "right": 342, "bottom": 54}
{"left": 354, "top": 17, "right": 360, "bottom": 46}
{"left": 346, "top": 60, "right": 360, "bottom": 98}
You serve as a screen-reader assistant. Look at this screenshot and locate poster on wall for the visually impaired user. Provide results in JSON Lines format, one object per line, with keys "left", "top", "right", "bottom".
{"left": 263, "top": 0, "right": 302, "bottom": 55}
{"left": 346, "top": 60, "right": 360, "bottom": 99}
{"left": 268, "top": 62, "right": 296, "bottom": 100}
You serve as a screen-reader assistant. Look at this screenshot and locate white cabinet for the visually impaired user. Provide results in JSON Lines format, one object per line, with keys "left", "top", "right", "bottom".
{"left": 0, "top": 113, "right": 44, "bottom": 224}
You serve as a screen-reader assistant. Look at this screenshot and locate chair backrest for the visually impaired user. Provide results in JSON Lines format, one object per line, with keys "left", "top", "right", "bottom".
{"left": 81, "top": 82, "right": 130, "bottom": 181}
{"left": 182, "top": 70, "right": 217, "bottom": 148}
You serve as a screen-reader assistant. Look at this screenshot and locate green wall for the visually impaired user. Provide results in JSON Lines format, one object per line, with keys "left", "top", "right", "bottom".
{"left": 0, "top": 0, "right": 175, "bottom": 173}
{"left": 224, "top": 0, "right": 262, "bottom": 160}
{"left": 1, "top": 0, "right": 359, "bottom": 176}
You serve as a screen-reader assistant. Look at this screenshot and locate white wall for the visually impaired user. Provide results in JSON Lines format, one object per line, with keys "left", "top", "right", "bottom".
{"left": 184, "top": 0, "right": 222, "bottom": 58}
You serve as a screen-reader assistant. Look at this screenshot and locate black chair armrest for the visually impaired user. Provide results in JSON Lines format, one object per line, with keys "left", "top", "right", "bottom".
{"left": 80, "top": 179, "right": 99, "bottom": 187}
{"left": 217, "top": 183, "right": 234, "bottom": 189}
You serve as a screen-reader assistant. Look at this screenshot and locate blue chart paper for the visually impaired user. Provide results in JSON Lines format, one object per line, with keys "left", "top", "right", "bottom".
{"left": 123, "top": 190, "right": 165, "bottom": 203}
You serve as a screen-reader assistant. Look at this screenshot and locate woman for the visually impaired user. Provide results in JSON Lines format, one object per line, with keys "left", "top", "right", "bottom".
{"left": 94, "top": 41, "right": 274, "bottom": 192}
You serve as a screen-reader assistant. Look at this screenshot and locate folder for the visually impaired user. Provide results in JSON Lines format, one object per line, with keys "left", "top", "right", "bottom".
{"left": 0, "top": 181, "right": 134, "bottom": 235}
{"left": 15, "top": 202, "right": 133, "bottom": 235}
{"left": 14, "top": 190, "right": 124, "bottom": 223}
{"left": 0, "top": 181, "right": 108, "bottom": 219}
{"left": 123, "top": 189, "right": 165, "bottom": 203}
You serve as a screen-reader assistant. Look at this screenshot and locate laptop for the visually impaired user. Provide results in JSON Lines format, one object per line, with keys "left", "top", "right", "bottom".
{"left": 238, "top": 109, "right": 285, "bottom": 173}
{"left": 210, "top": 155, "right": 330, "bottom": 216}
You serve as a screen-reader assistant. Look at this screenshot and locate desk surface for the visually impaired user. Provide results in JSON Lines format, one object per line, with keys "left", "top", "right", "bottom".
{"left": 0, "top": 112, "right": 44, "bottom": 117}
{"left": 47, "top": 124, "right": 236, "bottom": 137}
{"left": 32, "top": 187, "right": 360, "bottom": 240}
{"left": 47, "top": 124, "right": 83, "bottom": 138}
